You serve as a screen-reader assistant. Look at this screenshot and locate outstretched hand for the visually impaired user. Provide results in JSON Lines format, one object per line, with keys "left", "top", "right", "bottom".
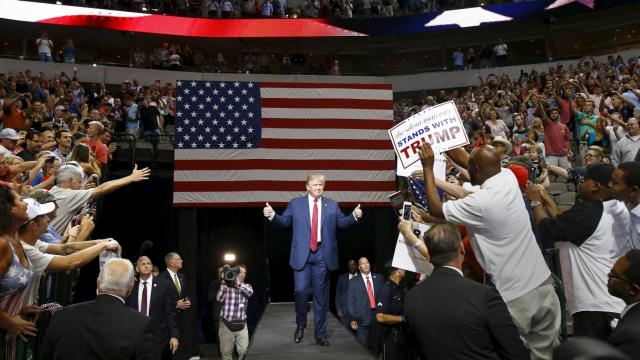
{"left": 129, "top": 164, "right": 150, "bottom": 182}
{"left": 353, "top": 204, "right": 362, "bottom": 219}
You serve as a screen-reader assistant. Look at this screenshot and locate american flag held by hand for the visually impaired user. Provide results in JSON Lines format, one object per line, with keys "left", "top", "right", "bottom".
{"left": 173, "top": 80, "right": 396, "bottom": 207}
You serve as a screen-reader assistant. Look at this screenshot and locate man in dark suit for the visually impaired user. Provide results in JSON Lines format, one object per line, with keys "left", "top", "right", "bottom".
{"left": 347, "top": 257, "right": 384, "bottom": 354}
{"left": 403, "top": 223, "right": 528, "bottom": 360}
{"left": 335, "top": 259, "right": 358, "bottom": 329}
{"left": 158, "top": 252, "right": 195, "bottom": 360}
{"left": 264, "top": 173, "right": 362, "bottom": 346}
{"left": 126, "top": 256, "right": 179, "bottom": 360}
{"left": 40, "top": 258, "right": 156, "bottom": 360}
{"left": 607, "top": 249, "right": 640, "bottom": 359}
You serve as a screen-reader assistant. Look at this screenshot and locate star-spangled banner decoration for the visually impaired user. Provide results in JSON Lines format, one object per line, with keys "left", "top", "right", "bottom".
{"left": 174, "top": 80, "right": 262, "bottom": 150}
{"left": 172, "top": 80, "right": 396, "bottom": 207}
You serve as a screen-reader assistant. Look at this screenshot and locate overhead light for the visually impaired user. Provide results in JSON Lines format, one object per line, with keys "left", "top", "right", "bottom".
{"left": 56, "top": 1, "right": 62, "bottom": 4}
{"left": 224, "top": 253, "right": 236, "bottom": 262}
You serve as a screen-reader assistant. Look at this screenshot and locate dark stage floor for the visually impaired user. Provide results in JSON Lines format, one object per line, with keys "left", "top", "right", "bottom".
{"left": 247, "top": 303, "right": 375, "bottom": 360}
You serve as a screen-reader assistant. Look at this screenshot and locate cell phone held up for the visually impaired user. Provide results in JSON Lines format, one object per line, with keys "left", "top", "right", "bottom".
{"left": 402, "top": 202, "right": 412, "bottom": 221}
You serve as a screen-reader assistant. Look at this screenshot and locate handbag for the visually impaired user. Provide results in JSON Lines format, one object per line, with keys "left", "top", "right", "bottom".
{"left": 223, "top": 318, "right": 246, "bottom": 332}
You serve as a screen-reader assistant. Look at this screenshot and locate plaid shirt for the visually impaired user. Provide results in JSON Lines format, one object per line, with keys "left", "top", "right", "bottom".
{"left": 216, "top": 282, "right": 253, "bottom": 321}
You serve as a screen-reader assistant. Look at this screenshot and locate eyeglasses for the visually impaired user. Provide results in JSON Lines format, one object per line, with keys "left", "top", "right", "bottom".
{"left": 608, "top": 271, "right": 635, "bottom": 284}
{"left": 584, "top": 154, "right": 601, "bottom": 159}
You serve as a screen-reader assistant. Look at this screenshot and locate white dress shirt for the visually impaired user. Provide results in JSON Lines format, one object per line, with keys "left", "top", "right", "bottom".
{"left": 361, "top": 273, "right": 375, "bottom": 297}
{"left": 442, "top": 265, "right": 464, "bottom": 277}
{"left": 137, "top": 276, "right": 153, "bottom": 316}
{"left": 621, "top": 302, "right": 639, "bottom": 319}
{"left": 308, "top": 195, "right": 322, "bottom": 243}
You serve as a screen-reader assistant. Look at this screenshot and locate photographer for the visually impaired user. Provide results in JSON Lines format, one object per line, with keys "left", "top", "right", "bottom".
{"left": 216, "top": 265, "right": 253, "bottom": 360}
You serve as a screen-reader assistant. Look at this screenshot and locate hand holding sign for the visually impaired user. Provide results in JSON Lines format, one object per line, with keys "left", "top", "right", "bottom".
{"left": 388, "top": 101, "right": 469, "bottom": 175}
{"left": 418, "top": 142, "right": 435, "bottom": 169}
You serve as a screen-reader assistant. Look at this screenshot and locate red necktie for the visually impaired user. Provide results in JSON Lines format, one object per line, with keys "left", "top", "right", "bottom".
{"left": 366, "top": 276, "right": 375, "bottom": 309}
{"left": 310, "top": 199, "right": 318, "bottom": 252}
{"left": 140, "top": 281, "right": 148, "bottom": 316}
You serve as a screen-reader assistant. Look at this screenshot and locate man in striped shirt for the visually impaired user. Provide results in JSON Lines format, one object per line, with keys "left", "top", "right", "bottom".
{"left": 216, "top": 265, "right": 253, "bottom": 360}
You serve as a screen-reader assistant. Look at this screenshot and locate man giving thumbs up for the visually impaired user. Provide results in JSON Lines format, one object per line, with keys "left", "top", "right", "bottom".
{"left": 263, "top": 173, "right": 362, "bottom": 346}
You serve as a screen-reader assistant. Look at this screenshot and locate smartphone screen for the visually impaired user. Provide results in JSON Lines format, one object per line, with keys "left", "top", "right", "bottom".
{"left": 402, "top": 202, "right": 412, "bottom": 221}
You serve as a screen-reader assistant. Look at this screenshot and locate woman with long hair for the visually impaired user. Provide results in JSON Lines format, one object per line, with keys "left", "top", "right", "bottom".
{"left": 0, "top": 186, "right": 37, "bottom": 359}
{"left": 69, "top": 143, "right": 101, "bottom": 178}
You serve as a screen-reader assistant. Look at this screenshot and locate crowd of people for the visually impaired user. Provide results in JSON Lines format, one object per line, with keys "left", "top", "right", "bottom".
{"left": 326, "top": 52, "right": 640, "bottom": 359}
{"left": 1, "top": 48, "right": 640, "bottom": 360}
{"left": 0, "top": 65, "right": 198, "bottom": 359}
{"left": 32, "top": 0, "right": 503, "bottom": 19}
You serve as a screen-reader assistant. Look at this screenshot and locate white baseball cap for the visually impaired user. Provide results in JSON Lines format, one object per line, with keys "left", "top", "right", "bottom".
{"left": 24, "top": 198, "right": 55, "bottom": 222}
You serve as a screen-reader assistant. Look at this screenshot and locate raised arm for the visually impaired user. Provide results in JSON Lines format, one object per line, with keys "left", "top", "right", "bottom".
{"left": 90, "top": 164, "right": 149, "bottom": 200}
{"left": 444, "top": 147, "right": 470, "bottom": 170}
{"left": 47, "top": 240, "right": 119, "bottom": 272}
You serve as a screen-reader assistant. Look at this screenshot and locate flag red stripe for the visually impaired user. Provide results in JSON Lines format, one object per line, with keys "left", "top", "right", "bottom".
{"left": 174, "top": 159, "right": 395, "bottom": 170}
{"left": 261, "top": 139, "right": 392, "bottom": 149}
{"left": 260, "top": 82, "right": 393, "bottom": 90}
{"left": 261, "top": 98, "right": 393, "bottom": 110}
{"left": 173, "top": 181, "right": 396, "bottom": 192}
{"left": 263, "top": 118, "right": 393, "bottom": 129}
{"left": 173, "top": 202, "right": 391, "bottom": 208}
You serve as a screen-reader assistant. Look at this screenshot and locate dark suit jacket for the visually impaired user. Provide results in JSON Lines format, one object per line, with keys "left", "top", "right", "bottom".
{"left": 608, "top": 302, "right": 640, "bottom": 359}
{"left": 335, "top": 272, "right": 352, "bottom": 317}
{"left": 157, "top": 270, "right": 194, "bottom": 360}
{"left": 40, "top": 294, "right": 155, "bottom": 360}
{"left": 271, "top": 195, "right": 357, "bottom": 271}
{"left": 126, "top": 276, "right": 179, "bottom": 353}
{"left": 404, "top": 267, "right": 528, "bottom": 360}
{"left": 157, "top": 270, "right": 187, "bottom": 301}
{"left": 347, "top": 273, "right": 384, "bottom": 327}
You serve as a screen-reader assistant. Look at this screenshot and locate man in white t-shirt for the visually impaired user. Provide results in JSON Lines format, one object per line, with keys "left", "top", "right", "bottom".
{"left": 419, "top": 143, "right": 560, "bottom": 360}
{"left": 494, "top": 39, "right": 508, "bottom": 67}
{"left": 19, "top": 199, "right": 120, "bottom": 308}
{"left": 527, "top": 164, "right": 631, "bottom": 341}
{"left": 49, "top": 163, "right": 150, "bottom": 235}
{"left": 35, "top": 31, "right": 54, "bottom": 62}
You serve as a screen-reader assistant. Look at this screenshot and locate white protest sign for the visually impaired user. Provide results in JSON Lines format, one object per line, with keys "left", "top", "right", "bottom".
{"left": 392, "top": 222, "right": 434, "bottom": 275}
{"left": 396, "top": 152, "right": 447, "bottom": 178}
{"left": 388, "top": 101, "right": 469, "bottom": 174}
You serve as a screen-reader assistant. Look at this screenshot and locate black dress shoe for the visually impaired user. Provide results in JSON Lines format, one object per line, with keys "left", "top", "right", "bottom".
{"left": 316, "top": 338, "right": 330, "bottom": 346}
{"left": 294, "top": 328, "right": 304, "bottom": 343}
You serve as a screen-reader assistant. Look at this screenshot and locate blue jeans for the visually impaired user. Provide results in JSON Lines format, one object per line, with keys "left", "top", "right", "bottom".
{"left": 39, "top": 52, "right": 52, "bottom": 62}
{"left": 143, "top": 129, "right": 161, "bottom": 142}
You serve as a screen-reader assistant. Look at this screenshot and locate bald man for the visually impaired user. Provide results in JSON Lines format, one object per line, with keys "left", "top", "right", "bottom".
{"left": 419, "top": 143, "right": 560, "bottom": 360}
{"left": 41, "top": 259, "right": 156, "bottom": 360}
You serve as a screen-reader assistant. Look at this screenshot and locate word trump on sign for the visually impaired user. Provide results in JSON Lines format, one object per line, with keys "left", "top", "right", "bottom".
{"left": 388, "top": 101, "right": 469, "bottom": 170}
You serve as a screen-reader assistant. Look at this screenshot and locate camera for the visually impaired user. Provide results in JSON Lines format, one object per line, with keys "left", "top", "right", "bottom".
{"left": 223, "top": 265, "right": 240, "bottom": 285}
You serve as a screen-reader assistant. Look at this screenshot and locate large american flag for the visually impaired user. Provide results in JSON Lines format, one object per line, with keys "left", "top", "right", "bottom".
{"left": 173, "top": 80, "right": 396, "bottom": 207}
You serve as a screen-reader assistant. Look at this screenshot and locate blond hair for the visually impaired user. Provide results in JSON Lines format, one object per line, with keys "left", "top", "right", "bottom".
{"left": 306, "top": 173, "right": 326, "bottom": 184}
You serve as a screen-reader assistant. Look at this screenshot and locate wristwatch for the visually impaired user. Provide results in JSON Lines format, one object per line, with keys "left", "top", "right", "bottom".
{"left": 530, "top": 201, "right": 543, "bottom": 208}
